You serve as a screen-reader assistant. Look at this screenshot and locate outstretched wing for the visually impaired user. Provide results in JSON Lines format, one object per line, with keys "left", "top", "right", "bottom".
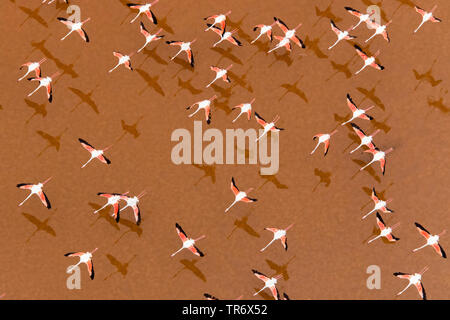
{"left": 231, "top": 177, "right": 240, "bottom": 195}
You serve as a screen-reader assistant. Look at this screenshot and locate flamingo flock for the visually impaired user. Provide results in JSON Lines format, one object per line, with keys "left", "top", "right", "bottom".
{"left": 6, "top": 1, "right": 446, "bottom": 301}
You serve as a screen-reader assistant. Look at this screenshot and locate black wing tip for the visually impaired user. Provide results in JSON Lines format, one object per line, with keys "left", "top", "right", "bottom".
{"left": 64, "top": 252, "right": 74, "bottom": 256}
{"left": 57, "top": 17, "right": 68, "bottom": 21}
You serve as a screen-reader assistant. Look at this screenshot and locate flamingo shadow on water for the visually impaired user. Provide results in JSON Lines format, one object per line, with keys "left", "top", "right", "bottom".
{"left": 24, "top": 99, "right": 47, "bottom": 124}
{"left": 426, "top": 93, "right": 449, "bottom": 115}
{"left": 115, "top": 116, "right": 144, "bottom": 143}
{"left": 142, "top": 46, "right": 168, "bottom": 67}
{"left": 279, "top": 78, "right": 308, "bottom": 103}
{"left": 89, "top": 202, "right": 121, "bottom": 231}
{"left": 356, "top": 83, "right": 385, "bottom": 111}
{"left": 257, "top": 174, "right": 288, "bottom": 190}
{"left": 413, "top": 59, "right": 442, "bottom": 91}
{"left": 135, "top": 68, "right": 165, "bottom": 96}
{"left": 313, "top": 3, "right": 342, "bottom": 27}
{"left": 268, "top": 50, "right": 294, "bottom": 68}
{"left": 114, "top": 218, "right": 144, "bottom": 245}
{"left": 227, "top": 210, "right": 260, "bottom": 239}
{"left": 174, "top": 75, "right": 202, "bottom": 96}
{"left": 192, "top": 164, "right": 216, "bottom": 185}
{"left": 351, "top": 159, "right": 381, "bottom": 183}
{"left": 210, "top": 47, "right": 243, "bottom": 66}
{"left": 36, "top": 128, "right": 67, "bottom": 157}
{"left": 22, "top": 211, "right": 56, "bottom": 243}
{"left": 228, "top": 69, "right": 253, "bottom": 93}
{"left": 172, "top": 259, "right": 207, "bottom": 282}
{"left": 69, "top": 86, "right": 100, "bottom": 114}
{"left": 312, "top": 168, "right": 332, "bottom": 192}
{"left": 304, "top": 34, "right": 328, "bottom": 59}
{"left": 265, "top": 256, "right": 295, "bottom": 281}
{"left": 19, "top": 5, "right": 48, "bottom": 28}
{"left": 104, "top": 254, "right": 137, "bottom": 280}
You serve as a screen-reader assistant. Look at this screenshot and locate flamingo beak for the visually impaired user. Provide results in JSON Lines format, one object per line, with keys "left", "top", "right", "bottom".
{"left": 285, "top": 223, "right": 294, "bottom": 231}
{"left": 43, "top": 177, "right": 52, "bottom": 184}
{"left": 421, "top": 266, "right": 429, "bottom": 275}
{"left": 138, "top": 191, "right": 147, "bottom": 198}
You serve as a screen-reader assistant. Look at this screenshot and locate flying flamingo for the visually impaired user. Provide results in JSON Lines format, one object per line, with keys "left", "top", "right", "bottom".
{"left": 414, "top": 5, "right": 441, "bottom": 33}
{"left": 354, "top": 45, "right": 384, "bottom": 74}
{"left": 17, "top": 177, "right": 52, "bottom": 209}
{"left": 413, "top": 223, "right": 446, "bottom": 258}
{"left": 18, "top": 58, "right": 46, "bottom": 81}
{"left": 27, "top": 72, "right": 60, "bottom": 103}
{"left": 252, "top": 269, "right": 281, "bottom": 300}
{"left": 328, "top": 20, "right": 356, "bottom": 50}
{"left": 166, "top": 39, "right": 196, "bottom": 67}
{"left": 267, "top": 35, "right": 291, "bottom": 53}
{"left": 342, "top": 94, "right": 374, "bottom": 125}
{"left": 261, "top": 224, "right": 294, "bottom": 252}
{"left": 350, "top": 123, "right": 379, "bottom": 153}
{"left": 127, "top": 1, "right": 159, "bottom": 24}
{"left": 57, "top": 17, "right": 90, "bottom": 42}
{"left": 362, "top": 188, "right": 393, "bottom": 220}
{"left": 119, "top": 191, "right": 146, "bottom": 225}
{"left": 95, "top": 192, "right": 129, "bottom": 222}
{"left": 274, "top": 17, "right": 305, "bottom": 49}
{"left": 251, "top": 22, "right": 276, "bottom": 43}
{"left": 394, "top": 266, "right": 429, "bottom": 300}
{"left": 208, "top": 25, "right": 242, "bottom": 47}
{"left": 186, "top": 95, "right": 217, "bottom": 124}
{"left": 311, "top": 130, "right": 338, "bottom": 156}
{"left": 109, "top": 52, "right": 134, "bottom": 73}
{"left": 368, "top": 213, "right": 400, "bottom": 243}
{"left": 255, "top": 112, "right": 284, "bottom": 142}
{"left": 231, "top": 98, "right": 255, "bottom": 123}
{"left": 171, "top": 223, "right": 205, "bottom": 257}
{"left": 78, "top": 138, "right": 112, "bottom": 168}
{"left": 65, "top": 248, "right": 97, "bottom": 280}
{"left": 366, "top": 20, "right": 392, "bottom": 43}
{"left": 225, "top": 177, "right": 257, "bottom": 213}
{"left": 360, "top": 147, "right": 393, "bottom": 175}
{"left": 344, "top": 7, "right": 376, "bottom": 30}
{"left": 204, "top": 10, "right": 232, "bottom": 31}
{"left": 206, "top": 64, "right": 232, "bottom": 88}
{"left": 137, "top": 22, "right": 163, "bottom": 52}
